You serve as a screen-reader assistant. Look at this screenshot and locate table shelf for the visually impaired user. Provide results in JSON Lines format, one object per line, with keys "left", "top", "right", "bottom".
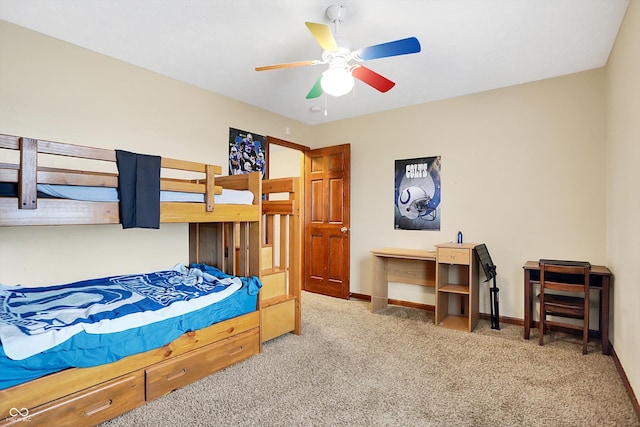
{"left": 438, "top": 314, "right": 470, "bottom": 331}
{"left": 438, "top": 283, "right": 470, "bottom": 294}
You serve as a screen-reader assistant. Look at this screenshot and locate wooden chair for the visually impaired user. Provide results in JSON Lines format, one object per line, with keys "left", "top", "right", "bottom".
{"left": 538, "top": 260, "right": 591, "bottom": 354}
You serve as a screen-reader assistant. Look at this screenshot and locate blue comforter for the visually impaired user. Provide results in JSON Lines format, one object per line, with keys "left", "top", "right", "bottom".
{"left": 0, "top": 264, "right": 261, "bottom": 390}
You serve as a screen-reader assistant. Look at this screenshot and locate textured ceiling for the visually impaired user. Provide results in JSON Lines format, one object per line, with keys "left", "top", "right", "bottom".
{"left": 0, "top": 0, "right": 630, "bottom": 125}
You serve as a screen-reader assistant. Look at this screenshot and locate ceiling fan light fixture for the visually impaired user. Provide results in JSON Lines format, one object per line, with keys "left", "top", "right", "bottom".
{"left": 321, "top": 66, "right": 354, "bottom": 97}
{"left": 255, "top": 4, "right": 421, "bottom": 101}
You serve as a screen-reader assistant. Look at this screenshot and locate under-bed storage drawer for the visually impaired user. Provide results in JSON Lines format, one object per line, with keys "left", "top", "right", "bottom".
{"left": 0, "top": 372, "right": 144, "bottom": 427}
{"left": 145, "top": 327, "right": 259, "bottom": 401}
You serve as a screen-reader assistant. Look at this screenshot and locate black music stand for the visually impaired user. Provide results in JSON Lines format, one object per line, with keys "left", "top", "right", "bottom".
{"left": 476, "top": 244, "right": 499, "bottom": 330}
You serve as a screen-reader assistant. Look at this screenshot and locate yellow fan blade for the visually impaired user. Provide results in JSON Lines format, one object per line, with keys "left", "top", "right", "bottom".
{"left": 305, "top": 22, "right": 338, "bottom": 51}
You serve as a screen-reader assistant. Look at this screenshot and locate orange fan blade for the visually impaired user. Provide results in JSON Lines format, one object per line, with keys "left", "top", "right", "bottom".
{"left": 305, "top": 22, "right": 338, "bottom": 51}
{"left": 255, "top": 60, "right": 319, "bottom": 71}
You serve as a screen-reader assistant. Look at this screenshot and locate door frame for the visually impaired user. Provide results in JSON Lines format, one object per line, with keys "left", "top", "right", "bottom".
{"left": 266, "top": 136, "right": 310, "bottom": 291}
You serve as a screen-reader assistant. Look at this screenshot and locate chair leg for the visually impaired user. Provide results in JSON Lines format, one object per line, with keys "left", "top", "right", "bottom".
{"left": 538, "top": 309, "right": 545, "bottom": 346}
{"left": 583, "top": 295, "right": 589, "bottom": 355}
{"left": 582, "top": 330, "right": 588, "bottom": 354}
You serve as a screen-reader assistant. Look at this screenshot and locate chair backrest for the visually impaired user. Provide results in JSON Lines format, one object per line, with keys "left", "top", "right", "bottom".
{"left": 539, "top": 260, "right": 591, "bottom": 293}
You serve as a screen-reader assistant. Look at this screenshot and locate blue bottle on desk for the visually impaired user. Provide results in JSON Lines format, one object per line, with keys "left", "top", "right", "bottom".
{"left": 457, "top": 231, "right": 463, "bottom": 244}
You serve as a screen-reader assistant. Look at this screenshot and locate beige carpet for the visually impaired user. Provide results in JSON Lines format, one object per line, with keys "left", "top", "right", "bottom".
{"left": 102, "top": 291, "right": 639, "bottom": 427}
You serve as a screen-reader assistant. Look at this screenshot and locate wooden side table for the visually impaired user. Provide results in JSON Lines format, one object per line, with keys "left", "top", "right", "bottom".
{"left": 435, "top": 243, "right": 480, "bottom": 332}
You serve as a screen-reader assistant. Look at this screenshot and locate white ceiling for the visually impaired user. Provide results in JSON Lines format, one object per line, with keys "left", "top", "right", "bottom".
{"left": 0, "top": 0, "right": 630, "bottom": 126}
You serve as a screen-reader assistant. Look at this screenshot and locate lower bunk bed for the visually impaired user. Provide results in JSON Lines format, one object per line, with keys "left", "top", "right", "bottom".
{"left": 0, "top": 265, "right": 261, "bottom": 427}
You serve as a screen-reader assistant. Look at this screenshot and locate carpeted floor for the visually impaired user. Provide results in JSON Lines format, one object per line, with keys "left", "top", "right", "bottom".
{"left": 102, "top": 291, "right": 639, "bottom": 427}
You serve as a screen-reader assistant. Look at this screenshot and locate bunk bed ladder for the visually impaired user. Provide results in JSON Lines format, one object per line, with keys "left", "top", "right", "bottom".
{"left": 260, "top": 177, "right": 302, "bottom": 342}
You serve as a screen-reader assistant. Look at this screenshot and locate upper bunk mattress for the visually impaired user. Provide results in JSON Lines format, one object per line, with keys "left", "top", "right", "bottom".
{"left": 36, "top": 183, "right": 255, "bottom": 204}
{"left": 0, "top": 183, "right": 255, "bottom": 204}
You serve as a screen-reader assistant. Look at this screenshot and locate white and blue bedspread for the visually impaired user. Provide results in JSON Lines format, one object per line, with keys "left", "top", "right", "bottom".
{"left": 0, "top": 264, "right": 242, "bottom": 361}
{"left": 0, "top": 264, "right": 262, "bottom": 390}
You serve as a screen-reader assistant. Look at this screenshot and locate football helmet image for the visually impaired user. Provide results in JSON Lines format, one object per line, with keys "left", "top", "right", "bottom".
{"left": 397, "top": 186, "right": 433, "bottom": 220}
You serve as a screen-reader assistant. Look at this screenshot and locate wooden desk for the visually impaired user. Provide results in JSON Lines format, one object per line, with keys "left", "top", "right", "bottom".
{"left": 371, "top": 248, "right": 436, "bottom": 313}
{"left": 523, "top": 261, "right": 613, "bottom": 355}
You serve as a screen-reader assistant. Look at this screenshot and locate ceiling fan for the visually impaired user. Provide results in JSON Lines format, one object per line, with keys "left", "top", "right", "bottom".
{"left": 255, "top": 4, "right": 421, "bottom": 99}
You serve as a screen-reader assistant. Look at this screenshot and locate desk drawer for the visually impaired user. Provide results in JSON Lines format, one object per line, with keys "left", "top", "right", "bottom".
{"left": 145, "top": 328, "right": 259, "bottom": 401}
{"left": 437, "top": 248, "right": 470, "bottom": 265}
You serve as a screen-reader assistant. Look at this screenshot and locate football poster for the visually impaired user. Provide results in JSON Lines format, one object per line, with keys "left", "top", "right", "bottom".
{"left": 228, "top": 128, "right": 267, "bottom": 179}
{"left": 394, "top": 156, "right": 441, "bottom": 230}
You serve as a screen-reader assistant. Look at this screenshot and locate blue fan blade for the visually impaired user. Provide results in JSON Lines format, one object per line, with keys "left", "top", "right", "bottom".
{"left": 356, "top": 37, "right": 421, "bottom": 61}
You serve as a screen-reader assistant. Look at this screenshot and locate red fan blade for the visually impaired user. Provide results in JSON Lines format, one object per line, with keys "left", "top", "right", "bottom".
{"left": 351, "top": 66, "right": 395, "bottom": 93}
{"left": 255, "top": 60, "right": 320, "bottom": 71}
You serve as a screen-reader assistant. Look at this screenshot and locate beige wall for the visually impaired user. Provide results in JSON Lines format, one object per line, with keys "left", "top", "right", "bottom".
{"left": 605, "top": 0, "right": 640, "bottom": 403}
{"left": 269, "top": 145, "right": 303, "bottom": 179}
{"left": 0, "top": 20, "right": 311, "bottom": 285}
{"left": 0, "top": 10, "right": 637, "bottom": 400}
{"left": 311, "top": 70, "right": 607, "bottom": 322}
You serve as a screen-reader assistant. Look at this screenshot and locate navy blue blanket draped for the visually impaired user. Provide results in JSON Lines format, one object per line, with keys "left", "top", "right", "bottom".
{"left": 115, "top": 149, "right": 161, "bottom": 229}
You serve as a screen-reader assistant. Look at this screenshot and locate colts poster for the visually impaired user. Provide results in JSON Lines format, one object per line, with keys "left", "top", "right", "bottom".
{"left": 394, "top": 156, "right": 441, "bottom": 230}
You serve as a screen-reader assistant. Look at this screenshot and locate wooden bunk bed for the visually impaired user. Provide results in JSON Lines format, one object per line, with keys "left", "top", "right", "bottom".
{"left": 0, "top": 134, "right": 263, "bottom": 426}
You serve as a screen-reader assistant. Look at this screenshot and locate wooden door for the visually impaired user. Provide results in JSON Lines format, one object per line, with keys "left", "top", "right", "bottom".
{"left": 304, "top": 144, "right": 350, "bottom": 299}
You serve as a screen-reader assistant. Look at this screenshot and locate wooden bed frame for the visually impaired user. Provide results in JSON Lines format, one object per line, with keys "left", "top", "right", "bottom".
{"left": 0, "top": 134, "right": 264, "bottom": 426}
{"left": 0, "top": 134, "right": 262, "bottom": 225}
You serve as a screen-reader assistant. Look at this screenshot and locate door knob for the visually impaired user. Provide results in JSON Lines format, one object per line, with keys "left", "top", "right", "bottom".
{"left": 340, "top": 227, "right": 349, "bottom": 233}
